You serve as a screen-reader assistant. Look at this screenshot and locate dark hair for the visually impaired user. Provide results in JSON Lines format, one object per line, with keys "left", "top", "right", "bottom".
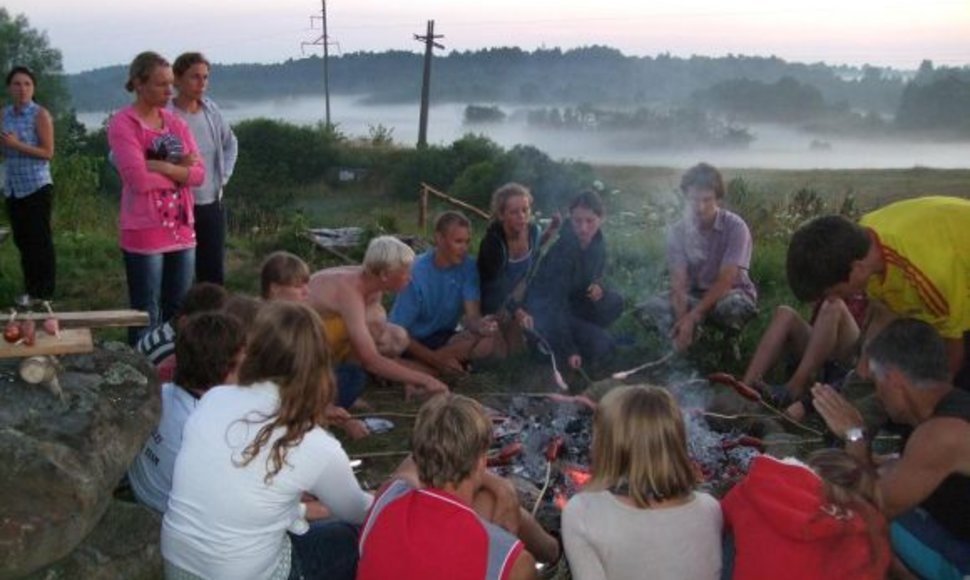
{"left": 434, "top": 210, "right": 471, "bottom": 234}
{"left": 177, "top": 282, "right": 229, "bottom": 319}
{"left": 237, "top": 302, "right": 333, "bottom": 483}
{"left": 786, "top": 215, "right": 871, "bottom": 302}
{"left": 125, "top": 51, "right": 169, "bottom": 92}
{"left": 866, "top": 318, "right": 950, "bottom": 385}
{"left": 260, "top": 251, "right": 310, "bottom": 299}
{"left": 174, "top": 312, "right": 245, "bottom": 394}
{"left": 680, "top": 163, "right": 725, "bottom": 200}
{"left": 221, "top": 294, "right": 262, "bottom": 332}
{"left": 6, "top": 66, "right": 36, "bottom": 86}
{"left": 570, "top": 190, "right": 604, "bottom": 217}
{"left": 173, "top": 52, "right": 211, "bottom": 78}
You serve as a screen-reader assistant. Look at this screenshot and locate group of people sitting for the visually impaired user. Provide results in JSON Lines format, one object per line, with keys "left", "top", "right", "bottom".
{"left": 120, "top": 157, "right": 970, "bottom": 579}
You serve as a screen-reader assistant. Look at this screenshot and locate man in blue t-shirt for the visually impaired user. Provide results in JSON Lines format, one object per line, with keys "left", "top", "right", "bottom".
{"left": 390, "top": 211, "right": 498, "bottom": 375}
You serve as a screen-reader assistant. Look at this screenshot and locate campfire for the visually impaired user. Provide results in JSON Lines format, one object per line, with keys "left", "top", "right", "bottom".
{"left": 483, "top": 385, "right": 762, "bottom": 530}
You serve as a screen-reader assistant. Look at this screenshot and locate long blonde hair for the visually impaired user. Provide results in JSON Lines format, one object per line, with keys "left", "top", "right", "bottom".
{"left": 588, "top": 385, "right": 696, "bottom": 507}
{"left": 236, "top": 301, "right": 334, "bottom": 482}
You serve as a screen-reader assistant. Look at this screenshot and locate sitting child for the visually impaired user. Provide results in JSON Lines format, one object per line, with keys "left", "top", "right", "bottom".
{"left": 722, "top": 449, "right": 890, "bottom": 579}
{"left": 358, "top": 393, "right": 559, "bottom": 580}
{"left": 562, "top": 385, "right": 722, "bottom": 580}
{"left": 136, "top": 282, "right": 228, "bottom": 382}
{"left": 523, "top": 190, "right": 624, "bottom": 372}
{"left": 127, "top": 311, "right": 245, "bottom": 513}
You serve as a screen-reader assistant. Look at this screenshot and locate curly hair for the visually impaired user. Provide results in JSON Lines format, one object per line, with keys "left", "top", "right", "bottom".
{"left": 235, "top": 301, "right": 334, "bottom": 483}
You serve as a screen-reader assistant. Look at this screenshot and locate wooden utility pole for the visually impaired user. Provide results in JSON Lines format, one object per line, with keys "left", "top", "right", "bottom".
{"left": 414, "top": 20, "right": 444, "bottom": 148}
{"left": 302, "top": 0, "right": 336, "bottom": 127}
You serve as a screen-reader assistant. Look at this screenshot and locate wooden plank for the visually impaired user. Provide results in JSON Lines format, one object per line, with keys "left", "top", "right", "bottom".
{"left": 0, "top": 328, "right": 94, "bottom": 359}
{"left": 0, "top": 310, "right": 149, "bottom": 329}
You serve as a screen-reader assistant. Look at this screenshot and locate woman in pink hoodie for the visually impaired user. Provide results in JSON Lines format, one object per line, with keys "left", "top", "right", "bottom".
{"left": 722, "top": 449, "right": 890, "bottom": 579}
{"left": 108, "top": 52, "right": 204, "bottom": 344}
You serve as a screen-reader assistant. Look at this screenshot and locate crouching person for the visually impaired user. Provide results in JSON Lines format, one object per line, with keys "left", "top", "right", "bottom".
{"left": 358, "top": 394, "right": 558, "bottom": 580}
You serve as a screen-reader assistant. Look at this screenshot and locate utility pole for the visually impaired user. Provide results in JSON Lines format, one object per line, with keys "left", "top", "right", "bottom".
{"left": 414, "top": 20, "right": 444, "bottom": 148}
{"left": 302, "top": 0, "right": 337, "bottom": 127}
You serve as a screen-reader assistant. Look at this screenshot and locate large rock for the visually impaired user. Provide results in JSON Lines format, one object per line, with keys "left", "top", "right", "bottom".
{"left": 26, "top": 499, "right": 163, "bottom": 580}
{"left": 0, "top": 343, "right": 160, "bottom": 578}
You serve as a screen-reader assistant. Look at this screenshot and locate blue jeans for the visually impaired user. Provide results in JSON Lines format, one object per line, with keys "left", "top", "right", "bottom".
{"left": 335, "top": 363, "right": 367, "bottom": 409}
{"left": 288, "top": 520, "right": 359, "bottom": 580}
{"left": 123, "top": 248, "right": 195, "bottom": 345}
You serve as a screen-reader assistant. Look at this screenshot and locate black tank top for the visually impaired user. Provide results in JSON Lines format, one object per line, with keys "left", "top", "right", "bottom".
{"left": 920, "top": 389, "right": 970, "bottom": 541}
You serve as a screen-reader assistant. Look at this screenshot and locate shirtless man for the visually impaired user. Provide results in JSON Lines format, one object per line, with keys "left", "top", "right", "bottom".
{"left": 813, "top": 319, "right": 970, "bottom": 578}
{"left": 308, "top": 235, "right": 448, "bottom": 397}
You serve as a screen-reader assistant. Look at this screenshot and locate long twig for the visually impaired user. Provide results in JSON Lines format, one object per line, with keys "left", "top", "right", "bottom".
{"left": 351, "top": 412, "right": 418, "bottom": 420}
{"left": 702, "top": 411, "right": 774, "bottom": 421}
{"left": 523, "top": 327, "right": 570, "bottom": 391}
{"left": 756, "top": 398, "right": 825, "bottom": 436}
{"left": 532, "top": 460, "right": 554, "bottom": 517}
{"left": 612, "top": 351, "right": 676, "bottom": 380}
{"left": 348, "top": 450, "right": 410, "bottom": 460}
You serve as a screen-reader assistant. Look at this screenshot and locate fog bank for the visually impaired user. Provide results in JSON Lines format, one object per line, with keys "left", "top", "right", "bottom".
{"left": 77, "top": 94, "right": 970, "bottom": 170}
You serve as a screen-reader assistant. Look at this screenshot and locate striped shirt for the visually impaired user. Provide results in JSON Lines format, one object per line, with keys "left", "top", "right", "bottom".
{"left": 2, "top": 102, "right": 52, "bottom": 198}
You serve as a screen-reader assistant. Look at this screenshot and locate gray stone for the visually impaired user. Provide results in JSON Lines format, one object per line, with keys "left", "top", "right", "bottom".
{"left": 0, "top": 344, "right": 160, "bottom": 578}
{"left": 26, "top": 500, "right": 163, "bottom": 580}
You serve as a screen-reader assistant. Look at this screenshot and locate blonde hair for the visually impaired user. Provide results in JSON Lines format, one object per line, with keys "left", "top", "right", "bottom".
{"left": 363, "top": 236, "right": 415, "bottom": 276}
{"left": 588, "top": 385, "right": 696, "bottom": 507}
{"left": 490, "top": 182, "right": 533, "bottom": 221}
{"left": 411, "top": 394, "right": 492, "bottom": 488}
{"left": 125, "top": 51, "right": 169, "bottom": 92}
{"left": 260, "top": 251, "right": 310, "bottom": 299}
{"left": 236, "top": 302, "right": 334, "bottom": 483}
{"left": 807, "top": 449, "right": 887, "bottom": 571}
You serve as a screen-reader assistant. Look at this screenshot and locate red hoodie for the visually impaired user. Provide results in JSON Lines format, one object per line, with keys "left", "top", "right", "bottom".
{"left": 722, "top": 455, "right": 890, "bottom": 580}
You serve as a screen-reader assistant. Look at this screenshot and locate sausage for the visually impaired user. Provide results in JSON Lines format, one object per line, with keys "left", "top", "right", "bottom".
{"left": 707, "top": 372, "right": 762, "bottom": 402}
{"left": 545, "top": 436, "right": 564, "bottom": 461}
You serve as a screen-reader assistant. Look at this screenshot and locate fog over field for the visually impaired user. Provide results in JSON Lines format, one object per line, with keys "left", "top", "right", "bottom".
{"left": 78, "top": 94, "right": 970, "bottom": 170}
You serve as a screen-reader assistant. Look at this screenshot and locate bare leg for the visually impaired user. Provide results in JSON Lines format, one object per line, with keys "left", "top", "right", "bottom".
{"left": 742, "top": 306, "right": 811, "bottom": 384}
{"left": 786, "top": 298, "right": 860, "bottom": 396}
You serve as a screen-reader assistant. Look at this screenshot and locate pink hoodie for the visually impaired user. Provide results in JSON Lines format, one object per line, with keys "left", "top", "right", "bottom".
{"left": 108, "top": 106, "right": 204, "bottom": 253}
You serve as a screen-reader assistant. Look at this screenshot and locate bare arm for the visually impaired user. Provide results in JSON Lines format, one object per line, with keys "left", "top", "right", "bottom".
{"left": 342, "top": 293, "right": 448, "bottom": 393}
{"left": 1, "top": 107, "right": 54, "bottom": 160}
{"left": 877, "top": 419, "right": 967, "bottom": 519}
{"left": 669, "top": 266, "right": 690, "bottom": 322}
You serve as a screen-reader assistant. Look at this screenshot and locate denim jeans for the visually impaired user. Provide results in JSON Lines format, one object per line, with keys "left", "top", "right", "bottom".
{"left": 123, "top": 248, "right": 195, "bottom": 345}
{"left": 288, "top": 520, "right": 359, "bottom": 580}
{"left": 335, "top": 363, "right": 367, "bottom": 409}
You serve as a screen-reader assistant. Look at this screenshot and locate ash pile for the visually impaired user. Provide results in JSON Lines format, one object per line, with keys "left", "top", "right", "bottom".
{"left": 483, "top": 388, "right": 761, "bottom": 532}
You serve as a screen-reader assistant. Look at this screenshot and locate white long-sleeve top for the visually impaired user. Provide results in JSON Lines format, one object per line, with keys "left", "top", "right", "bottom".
{"left": 161, "top": 381, "right": 372, "bottom": 579}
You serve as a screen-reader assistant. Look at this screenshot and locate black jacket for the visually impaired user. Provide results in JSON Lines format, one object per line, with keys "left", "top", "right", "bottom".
{"left": 477, "top": 220, "right": 541, "bottom": 315}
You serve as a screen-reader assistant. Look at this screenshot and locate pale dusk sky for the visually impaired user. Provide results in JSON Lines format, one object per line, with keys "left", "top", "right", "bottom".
{"left": 7, "top": 0, "right": 969, "bottom": 73}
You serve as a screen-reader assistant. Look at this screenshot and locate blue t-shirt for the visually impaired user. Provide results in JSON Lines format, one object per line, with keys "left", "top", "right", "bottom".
{"left": 390, "top": 250, "right": 480, "bottom": 341}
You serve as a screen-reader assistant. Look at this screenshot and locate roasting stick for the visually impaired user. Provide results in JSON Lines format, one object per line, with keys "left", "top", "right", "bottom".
{"left": 532, "top": 461, "right": 553, "bottom": 516}
{"left": 702, "top": 411, "right": 775, "bottom": 421}
{"left": 611, "top": 351, "right": 675, "bottom": 380}
{"left": 523, "top": 327, "right": 570, "bottom": 391}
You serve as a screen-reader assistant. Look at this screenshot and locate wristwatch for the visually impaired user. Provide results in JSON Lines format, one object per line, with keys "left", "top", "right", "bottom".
{"left": 844, "top": 427, "right": 866, "bottom": 443}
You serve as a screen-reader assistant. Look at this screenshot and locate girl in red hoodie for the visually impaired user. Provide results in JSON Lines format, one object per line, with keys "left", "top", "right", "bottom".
{"left": 722, "top": 449, "right": 890, "bottom": 579}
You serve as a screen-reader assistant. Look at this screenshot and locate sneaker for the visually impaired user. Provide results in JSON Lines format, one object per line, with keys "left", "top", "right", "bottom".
{"left": 15, "top": 294, "right": 31, "bottom": 308}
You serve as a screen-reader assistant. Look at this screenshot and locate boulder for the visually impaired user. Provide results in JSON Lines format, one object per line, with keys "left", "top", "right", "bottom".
{"left": 0, "top": 343, "right": 160, "bottom": 578}
{"left": 26, "top": 499, "right": 163, "bottom": 580}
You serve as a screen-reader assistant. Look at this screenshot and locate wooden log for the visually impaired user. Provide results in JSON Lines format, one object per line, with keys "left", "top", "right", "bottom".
{"left": 0, "top": 310, "right": 149, "bottom": 329}
{"left": 0, "top": 328, "right": 94, "bottom": 359}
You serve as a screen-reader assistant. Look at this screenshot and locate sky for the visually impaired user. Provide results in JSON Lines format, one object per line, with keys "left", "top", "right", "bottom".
{"left": 8, "top": 0, "right": 970, "bottom": 73}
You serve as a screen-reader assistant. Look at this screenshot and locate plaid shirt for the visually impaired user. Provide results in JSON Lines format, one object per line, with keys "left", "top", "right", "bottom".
{"left": 2, "top": 102, "right": 53, "bottom": 198}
